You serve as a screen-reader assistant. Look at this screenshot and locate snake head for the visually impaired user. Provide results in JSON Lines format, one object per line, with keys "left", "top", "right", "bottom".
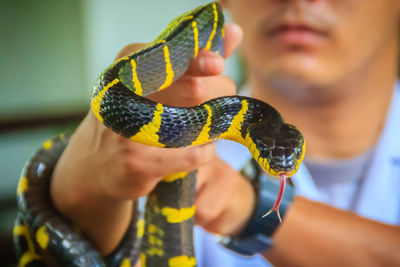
{"left": 246, "top": 122, "right": 305, "bottom": 177}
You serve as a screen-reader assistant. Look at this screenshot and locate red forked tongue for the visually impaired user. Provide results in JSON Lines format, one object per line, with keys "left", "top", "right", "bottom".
{"left": 262, "top": 173, "right": 287, "bottom": 223}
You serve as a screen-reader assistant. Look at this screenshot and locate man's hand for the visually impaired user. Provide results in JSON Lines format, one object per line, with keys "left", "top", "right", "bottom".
{"left": 50, "top": 24, "right": 251, "bottom": 256}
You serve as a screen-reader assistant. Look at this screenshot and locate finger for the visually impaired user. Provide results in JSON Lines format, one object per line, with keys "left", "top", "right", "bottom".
{"left": 186, "top": 50, "right": 225, "bottom": 76}
{"left": 194, "top": 159, "right": 238, "bottom": 227}
{"left": 125, "top": 142, "right": 217, "bottom": 178}
{"left": 195, "top": 160, "right": 255, "bottom": 235}
{"left": 200, "top": 176, "right": 254, "bottom": 235}
{"left": 115, "top": 43, "right": 147, "bottom": 60}
{"left": 152, "top": 143, "right": 217, "bottom": 177}
{"left": 97, "top": 142, "right": 215, "bottom": 199}
{"left": 148, "top": 74, "right": 236, "bottom": 106}
{"left": 223, "top": 23, "right": 243, "bottom": 58}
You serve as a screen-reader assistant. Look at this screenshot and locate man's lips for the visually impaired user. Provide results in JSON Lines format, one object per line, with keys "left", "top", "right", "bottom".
{"left": 267, "top": 23, "right": 328, "bottom": 47}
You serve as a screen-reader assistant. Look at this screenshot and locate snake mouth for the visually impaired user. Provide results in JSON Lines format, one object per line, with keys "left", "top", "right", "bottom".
{"left": 255, "top": 153, "right": 297, "bottom": 178}
{"left": 270, "top": 165, "right": 297, "bottom": 177}
{"left": 265, "top": 158, "right": 298, "bottom": 177}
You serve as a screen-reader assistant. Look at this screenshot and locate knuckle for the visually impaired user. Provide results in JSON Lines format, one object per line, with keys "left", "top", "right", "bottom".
{"left": 114, "top": 177, "right": 155, "bottom": 200}
{"left": 109, "top": 158, "right": 158, "bottom": 199}
{"left": 186, "top": 145, "right": 215, "bottom": 169}
{"left": 185, "top": 77, "right": 204, "bottom": 102}
{"left": 118, "top": 144, "right": 153, "bottom": 175}
{"left": 186, "top": 149, "right": 201, "bottom": 169}
{"left": 122, "top": 155, "right": 146, "bottom": 176}
{"left": 195, "top": 202, "right": 219, "bottom": 225}
{"left": 123, "top": 183, "right": 152, "bottom": 199}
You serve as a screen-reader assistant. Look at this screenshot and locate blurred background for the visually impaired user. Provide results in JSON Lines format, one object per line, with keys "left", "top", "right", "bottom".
{"left": 0, "top": 0, "right": 242, "bottom": 265}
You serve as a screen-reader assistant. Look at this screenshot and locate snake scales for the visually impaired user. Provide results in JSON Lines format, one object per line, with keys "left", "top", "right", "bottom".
{"left": 14, "top": 2, "right": 305, "bottom": 266}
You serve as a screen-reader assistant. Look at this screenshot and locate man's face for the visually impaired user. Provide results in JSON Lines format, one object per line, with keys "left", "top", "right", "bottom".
{"left": 222, "top": 0, "right": 399, "bottom": 95}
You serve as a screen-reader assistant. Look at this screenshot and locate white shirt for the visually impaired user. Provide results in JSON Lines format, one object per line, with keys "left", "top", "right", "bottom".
{"left": 194, "top": 83, "right": 400, "bottom": 266}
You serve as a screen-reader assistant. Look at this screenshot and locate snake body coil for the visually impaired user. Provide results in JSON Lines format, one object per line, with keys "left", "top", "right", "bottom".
{"left": 14, "top": 2, "right": 305, "bottom": 266}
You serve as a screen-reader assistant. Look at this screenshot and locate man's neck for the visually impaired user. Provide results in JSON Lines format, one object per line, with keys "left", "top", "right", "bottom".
{"left": 249, "top": 43, "right": 397, "bottom": 159}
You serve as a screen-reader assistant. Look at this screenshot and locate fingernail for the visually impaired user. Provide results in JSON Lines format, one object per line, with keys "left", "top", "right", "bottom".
{"left": 228, "top": 23, "right": 243, "bottom": 37}
{"left": 230, "top": 23, "right": 242, "bottom": 34}
{"left": 212, "top": 56, "right": 224, "bottom": 70}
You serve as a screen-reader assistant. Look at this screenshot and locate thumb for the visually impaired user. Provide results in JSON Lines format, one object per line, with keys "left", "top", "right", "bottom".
{"left": 223, "top": 23, "right": 243, "bottom": 58}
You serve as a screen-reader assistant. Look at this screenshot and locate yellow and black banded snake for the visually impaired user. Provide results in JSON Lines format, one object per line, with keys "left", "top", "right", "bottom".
{"left": 14, "top": 2, "right": 305, "bottom": 266}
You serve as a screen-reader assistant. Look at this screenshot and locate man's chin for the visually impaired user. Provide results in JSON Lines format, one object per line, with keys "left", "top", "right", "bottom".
{"left": 265, "top": 53, "right": 336, "bottom": 81}
{"left": 260, "top": 66, "right": 343, "bottom": 103}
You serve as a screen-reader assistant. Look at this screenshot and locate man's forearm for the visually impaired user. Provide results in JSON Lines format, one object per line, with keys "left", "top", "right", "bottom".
{"left": 264, "top": 197, "right": 400, "bottom": 266}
